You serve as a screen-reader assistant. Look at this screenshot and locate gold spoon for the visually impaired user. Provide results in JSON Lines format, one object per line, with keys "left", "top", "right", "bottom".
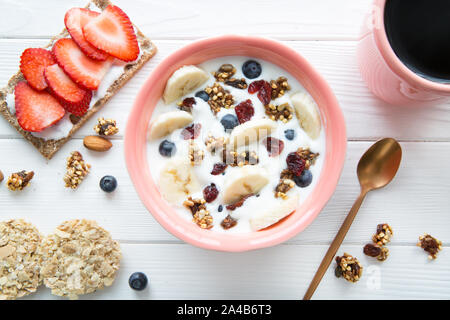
{"left": 303, "top": 138, "right": 402, "bottom": 300}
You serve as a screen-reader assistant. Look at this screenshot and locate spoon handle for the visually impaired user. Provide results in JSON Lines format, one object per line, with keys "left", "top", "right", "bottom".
{"left": 303, "top": 190, "right": 368, "bottom": 300}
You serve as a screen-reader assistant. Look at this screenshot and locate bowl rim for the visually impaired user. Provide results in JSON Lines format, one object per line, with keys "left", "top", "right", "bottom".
{"left": 125, "top": 35, "right": 347, "bottom": 252}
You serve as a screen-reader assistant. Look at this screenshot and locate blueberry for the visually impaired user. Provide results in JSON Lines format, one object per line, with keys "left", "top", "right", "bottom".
{"left": 218, "top": 205, "right": 223, "bottom": 212}
{"left": 129, "top": 272, "right": 148, "bottom": 291}
{"left": 159, "top": 140, "right": 176, "bottom": 157}
{"left": 284, "top": 129, "right": 296, "bottom": 141}
{"left": 293, "top": 170, "right": 313, "bottom": 188}
{"left": 195, "top": 90, "right": 209, "bottom": 102}
{"left": 99, "top": 175, "right": 117, "bottom": 193}
{"left": 242, "top": 60, "right": 262, "bottom": 79}
{"left": 220, "top": 114, "right": 239, "bottom": 131}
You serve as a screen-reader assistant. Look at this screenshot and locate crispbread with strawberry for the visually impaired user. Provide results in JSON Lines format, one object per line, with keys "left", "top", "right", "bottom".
{"left": 0, "top": 0, "right": 156, "bottom": 159}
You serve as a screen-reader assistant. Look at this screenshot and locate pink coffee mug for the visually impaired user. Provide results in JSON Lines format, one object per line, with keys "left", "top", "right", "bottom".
{"left": 357, "top": 0, "right": 450, "bottom": 106}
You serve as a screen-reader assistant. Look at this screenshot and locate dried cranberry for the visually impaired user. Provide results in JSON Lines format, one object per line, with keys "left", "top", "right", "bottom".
{"left": 203, "top": 183, "right": 219, "bottom": 203}
{"left": 211, "top": 162, "right": 228, "bottom": 175}
{"left": 248, "top": 80, "right": 265, "bottom": 94}
{"left": 235, "top": 99, "right": 254, "bottom": 124}
{"left": 262, "top": 137, "right": 285, "bottom": 157}
{"left": 286, "top": 152, "right": 305, "bottom": 176}
{"left": 363, "top": 244, "right": 382, "bottom": 257}
{"left": 181, "top": 123, "right": 201, "bottom": 140}
{"left": 179, "top": 97, "right": 196, "bottom": 112}
{"left": 226, "top": 194, "right": 253, "bottom": 211}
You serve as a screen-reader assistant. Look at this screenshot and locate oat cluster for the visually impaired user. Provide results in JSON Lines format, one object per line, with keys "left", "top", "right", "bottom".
{"left": 334, "top": 253, "right": 363, "bottom": 283}
{"left": 94, "top": 117, "right": 119, "bottom": 136}
{"left": 222, "top": 149, "right": 259, "bottom": 167}
{"left": 225, "top": 78, "right": 248, "bottom": 89}
{"left": 183, "top": 197, "right": 213, "bottom": 229}
{"left": 205, "top": 135, "right": 228, "bottom": 154}
{"left": 297, "top": 147, "right": 320, "bottom": 170}
{"left": 417, "top": 234, "right": 442, "bottom": 260}
{"left": 213, "top": 64, "right": 236, "bottom": 82}
{"left": 205, "top": 83, "right": 234, "bottom": 114}
{"left": 38, "top": 220, "right": 121, "bottom": 300}
{"left": 64, "top": 151, "right": 91, "bottom": 189}
{"left": 372, "top": 223, "right": 393, "bottom": 246}
{"left": 0, "top": 220, "right": 42, "bottom": 300}
{"left": 6, "top": 170, "right": 34, "bottom": 191}
{"left": 363, "top": 243, "right": 389, "bottom": 262}
{"left": 188, "top": 141, "right": 205, "bottom": 166}
{"left": 270, "top": 76, "right": 291, "bottom": 99}
{"left": 275, "top": 178, "right": 295, "bottom": 200}
{"left": 265, "top": 103, "right": 294, "bottom": 123}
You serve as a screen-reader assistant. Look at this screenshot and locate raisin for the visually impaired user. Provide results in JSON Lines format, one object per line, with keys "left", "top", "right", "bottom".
{"left": 221, "top": 215, "right": 238, "bottom": 229}
{"left": 181, "top": 123, "right": 201, "bottom": 140}
{"left": 226, "top": 194, "right": 253, "bottom": 211}
{"left": 286, "top": 152, "right": 305, "bottom": 177}
{"left": 203, "top": 183, "right": 219, "bottom": 203}
{"left": 178, "top": 97, "right": 196, "bottom": 112}
{"left": 235, "top": 99, "right": 255, "bottom": 124}
{"left": 262, "top": 137, "right": 285, "bottom": 157}
{"left": 211, "top": 162, "right": 228, "bottom": 175}
{"left": 363, "top": 244, "right": 382, "bottom": 257}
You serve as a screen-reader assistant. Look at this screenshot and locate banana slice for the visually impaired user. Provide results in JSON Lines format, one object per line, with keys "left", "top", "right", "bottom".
{"left": 158, "top": 157, "right": 201, "bottom": 205}
{"left": 163, "top": 65, "right": 209, "bottom": 104}
{"left": 229, "top": 119, "right": 276, "bottom": 148}
{"left": 291, "top": 92, "right": 321, "bottom": 140}
{"left": 148, "top": 111, "right": 193, "bottom": 140}
{"left": 249, "top": 193, "right": 300, "bottom": 231}
{"left": 223, "top": 166, "right": 270, "bottom": 204}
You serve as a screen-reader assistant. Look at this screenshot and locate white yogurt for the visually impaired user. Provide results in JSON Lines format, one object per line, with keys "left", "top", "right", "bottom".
{"left": 147, "top": 56, "right": 326, "bottom": 233}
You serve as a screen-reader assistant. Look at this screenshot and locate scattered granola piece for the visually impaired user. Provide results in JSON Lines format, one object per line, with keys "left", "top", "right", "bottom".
{"left": 183, "top": 197, "right": 213, "bottom": 229}
{"left": 417, "top": 234, "right": 442, "bottom": 260}
{"left": 63, "top": 151, "right": 91, "bottom": 189}
{"left": 296, "top": 147, "right": 319, "bottom": 170}
{"left": 270, "top": 76, "right": 291, "bottom": 99}
{"left": 205, "top": 83, "right": 234, "bottom": 114}
{"left": 221, "top": 215, "right": 238, "bottom": 230}
{"left": 225, "top": 78, "right": 248, "bottom": 89}
{"left": 0, "top": 170, "right": 3, "bottom": 183}
{"left": 264, "top": 103, "right": 294, "bottom": 123}
{"left": 363, "top": 243, "right": 389, "bottom": 262}
{"left": 372, "top": 223, "right": 393, "bottom": 246}
{"left": 0, "top": 219, "right": 42, "bottom": 300}
{"left": 6, "top": 170, "right": 34, "bottom": 191}
{"left": 189, "top": 141, "right": 205, "bottom": 166}
{"left": 205, "top": 135, "right": 228, "bottom": 155}
{"left": 274, "top": 179, "right": 295, "bottom": 199}
{"left": 222, "top": 149, "right": 259, "bottom": 167}
{"left": 213, "top": 64, "right": 236, "bottom": 82}
{"left": 334, "top": 253, "right": 363, "bottom": 283}
{"left": 94, "top": 117, "right": 119, "bottom": 136}
{"left": 38, "top": 220, "right": 121, "bottom": 300}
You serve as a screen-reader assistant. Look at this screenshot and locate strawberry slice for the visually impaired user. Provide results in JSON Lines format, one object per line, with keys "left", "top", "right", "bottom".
{"left": 19, "top": 48, "right": 56, "bottom": 91}
{"left": 65, "top": 8, "right": 109, "bottom": 61}
{"left": 83, "top": 5, "right": 139, "bottom": 62}
{"left": 44, "top": 64, "right": 92, "bottom": 116}
{"left": 52, "top": 38, "right": 113, "bottom": 91}
{"left": 14, "top": 81, "right": 65, "bottom": 132}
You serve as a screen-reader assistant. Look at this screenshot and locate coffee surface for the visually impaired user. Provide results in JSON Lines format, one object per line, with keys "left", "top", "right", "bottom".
{"left": 385, "top": 0, "right": 450, "bottom": 83}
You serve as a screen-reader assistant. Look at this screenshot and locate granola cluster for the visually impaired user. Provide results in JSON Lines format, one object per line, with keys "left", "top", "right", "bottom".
{"left": 363, "top": 223, "right": 393, "bottom": 262}
{"left": 275, "top": 178, "right": 295, "bottom": 200}
{"left": 335, "top": 253, "right": 363, "bottom": 283}
{"left": 94, "top": 117, "right": 119, "bottom": 136}
{"left": 205, "top": 83, "right": 234, "bottom": 114}
{"left": 265, "top": 103, "right": 294, "bottom": 123}
{"left": 417, "top": 234, "right": 442, "bottom": 260}
{"left": 205, "top": 135, "right": 228, "bottom": 154}
{"left": 177, "top": 97, "right": 196, "bottom": 113}
{"left": 363, "top": 243, "right": 389, "bottom": 262}
{"left": 188, "top": 141, "right": 205, "bottom": 166}
{"left": 183, "top": 197, "right": 213, "bottom": 229}
{"left": 63, "top": 151, "right": 91, "bottom": 189}
{"left": 213, "top": 64, "right": 236, "bottom": 82}
{"left": 0, "top": 220, "right": 42, "bottom": 300}
{"left": 372, "top": 223, "right": 393, "bottom": 246}
{"left": 38, "top": 220, "right": 121, "bottom": 300}
{"left": 6, "top": 170, "right": 34, "bottom": 191}
{"left": 222, "top": 149, "right": 259, "bottom": 167}
{"left": 225, "top": 78, "right": 248, "bottom": 89}
{"left": 297, "top": 147, "right": 320, "bottom": 170}
{"left": 221, "top": 215, "right": 237, "bottom": 230}
{"left": 270, "top": 76, "right": 291, "bottom": 99}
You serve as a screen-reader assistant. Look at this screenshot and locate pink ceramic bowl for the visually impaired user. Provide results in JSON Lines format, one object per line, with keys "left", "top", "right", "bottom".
{"left": 125, "top": 35, "right": 347, "bottom": 252}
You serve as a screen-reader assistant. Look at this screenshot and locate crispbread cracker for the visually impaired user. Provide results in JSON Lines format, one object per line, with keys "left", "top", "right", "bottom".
{"left": 39, "top": 219, "right": 121, "bottom": 300}
{"left": 0, "top": 220, "right": 42, "bottom": 300}
{"left": 0, "top": 0, "right": 157, "bottom": 159}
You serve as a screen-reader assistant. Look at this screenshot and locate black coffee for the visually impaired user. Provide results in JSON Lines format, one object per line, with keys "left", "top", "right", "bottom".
{"left": 384, "top": 0, "right": 450, "bottom": 83}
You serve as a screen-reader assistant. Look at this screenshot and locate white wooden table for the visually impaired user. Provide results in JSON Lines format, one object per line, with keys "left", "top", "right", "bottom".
{"left": 0, "top": 0, "right": 449, "bottom": 300}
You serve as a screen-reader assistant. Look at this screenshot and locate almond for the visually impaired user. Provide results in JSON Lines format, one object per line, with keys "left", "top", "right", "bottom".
{"left": 83, "top": 136, "right": 112, "bottom": 152}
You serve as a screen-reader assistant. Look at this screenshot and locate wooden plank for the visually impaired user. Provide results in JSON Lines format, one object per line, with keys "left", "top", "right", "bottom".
{"left": 1, "top": 39, "right": 449, "bottom": 141}
{"left": 23, "top": 243, "right": 450, "bottom": 300}
{"left": 0, "top": 0, "right": 372, "bottom": 40}
{"left": 0, "top": 139, "right": 449, "bottom": 245}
